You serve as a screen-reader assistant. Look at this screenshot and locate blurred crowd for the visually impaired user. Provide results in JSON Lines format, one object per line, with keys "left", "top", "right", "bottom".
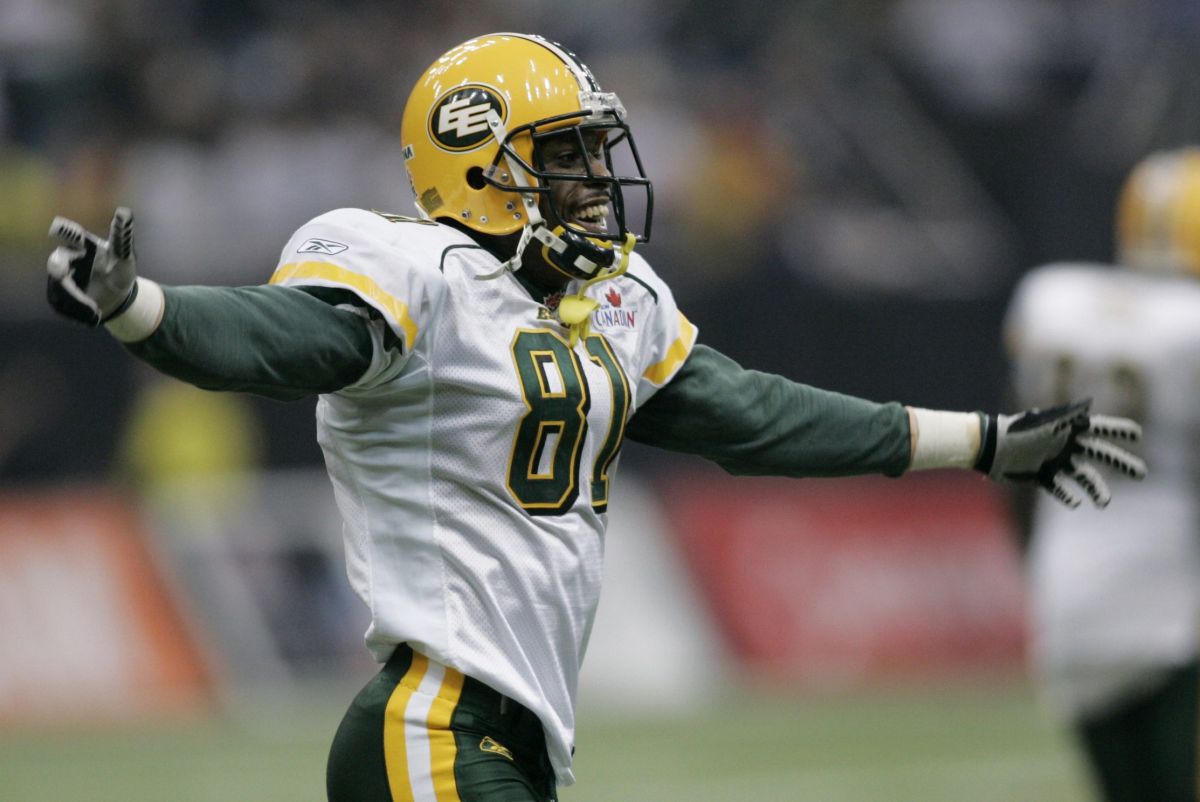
{"left": 2, "top": 0, "right": 1199, "bottom": 481}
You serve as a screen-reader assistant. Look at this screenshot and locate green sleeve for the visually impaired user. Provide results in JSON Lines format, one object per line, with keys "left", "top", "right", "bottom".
{"left": 625, "top": 343, "right": 912, "bottom": 478}
{"left": 125, "top": 284, "right": 374, "bottom": 400}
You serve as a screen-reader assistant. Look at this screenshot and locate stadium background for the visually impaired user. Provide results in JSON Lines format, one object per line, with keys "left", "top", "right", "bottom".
{"left": 1, "top": 1, "right": 1197, "bottom": 799}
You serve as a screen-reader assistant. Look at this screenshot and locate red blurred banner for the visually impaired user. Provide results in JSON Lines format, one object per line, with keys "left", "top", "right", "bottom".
{"left": 660, "top": 471, "right": 1027, "bottom": 686}
{"left": 0, "top": 489, "right": 211, "bottom": 724}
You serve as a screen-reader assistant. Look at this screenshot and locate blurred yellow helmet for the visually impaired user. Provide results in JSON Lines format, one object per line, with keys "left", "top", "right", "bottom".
{"left": 400, "top": 33, "right": 653, "bottom": 278}
{"left": 1116, "top": 146, "right": 1200, "bottom": 277}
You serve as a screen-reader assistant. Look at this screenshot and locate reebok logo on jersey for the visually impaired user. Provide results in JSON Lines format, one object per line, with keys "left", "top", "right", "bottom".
{"left": 479, "top": 736, "right": 514, "bottom": 761}
{"left": 429, "top": 85, "right": 507, "bottom": 152}
{"left": 298, "top": 238, "right": 349, "bottom": 255}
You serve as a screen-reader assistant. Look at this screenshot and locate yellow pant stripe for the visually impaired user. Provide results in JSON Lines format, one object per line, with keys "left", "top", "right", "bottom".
{"left": 383, "top": 651, "right": 429, "bottom": 802}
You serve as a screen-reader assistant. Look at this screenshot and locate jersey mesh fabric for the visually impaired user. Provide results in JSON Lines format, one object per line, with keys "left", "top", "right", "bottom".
{"left": 269, "top": 208, "right": 695, "bottom": 785}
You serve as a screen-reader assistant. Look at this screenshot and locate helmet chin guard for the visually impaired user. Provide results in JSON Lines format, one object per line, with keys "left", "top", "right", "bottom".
{"left": 534, "top": 225, "right": 616, "bottom": 279}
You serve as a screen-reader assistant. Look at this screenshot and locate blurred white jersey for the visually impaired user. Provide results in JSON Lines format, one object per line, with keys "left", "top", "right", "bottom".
{"left": 1006, "top": 263, "right": 1200, "bottom": 717}
{"left": 269, "top": 208, "right": 697, "bottom": 783}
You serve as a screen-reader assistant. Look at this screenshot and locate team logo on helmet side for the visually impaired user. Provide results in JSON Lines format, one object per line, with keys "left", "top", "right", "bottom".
{"left": 428, "top": 84, "right": 507, "bottom": 153}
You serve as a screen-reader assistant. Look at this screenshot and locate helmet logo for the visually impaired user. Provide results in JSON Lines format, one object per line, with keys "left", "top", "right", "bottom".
{"left": 429, "top": 84, "right": 507, "bottom": 152}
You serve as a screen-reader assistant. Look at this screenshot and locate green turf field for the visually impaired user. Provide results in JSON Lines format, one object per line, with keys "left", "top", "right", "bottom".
{"left": 0, "top": 678, "right": 1093, "bottom": 801}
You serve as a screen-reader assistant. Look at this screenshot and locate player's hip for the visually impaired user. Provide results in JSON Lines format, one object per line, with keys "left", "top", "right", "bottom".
{"left": 327, "top": 643, "right": 557, "bottom": 802}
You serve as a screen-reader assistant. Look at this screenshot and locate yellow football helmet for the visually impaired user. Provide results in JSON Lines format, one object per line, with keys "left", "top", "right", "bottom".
{"left": 1116, "top": 147, "right": 1200, "bottom": 277}
{"left": 400, "top": 33, "right": 652, "bottom": 279}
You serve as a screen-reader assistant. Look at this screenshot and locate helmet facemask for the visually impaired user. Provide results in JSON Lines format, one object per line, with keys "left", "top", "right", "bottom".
{"left": 482, "top": 98, "right": 653, "bottom": 280}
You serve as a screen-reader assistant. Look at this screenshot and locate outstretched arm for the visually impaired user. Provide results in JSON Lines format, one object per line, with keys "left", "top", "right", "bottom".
{"left": 629, "top": 344, "right": 1146, "bottom": 508}
{"left": 47, "top": 210, "right": 374, "bottom": 400}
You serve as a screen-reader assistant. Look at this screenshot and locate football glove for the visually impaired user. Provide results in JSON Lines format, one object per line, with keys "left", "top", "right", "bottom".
{"left": 975, "top": 399, "right": 1146, "bottom": 508}
{"left": 47, "top": 208, "right": 137, "bottom": 326}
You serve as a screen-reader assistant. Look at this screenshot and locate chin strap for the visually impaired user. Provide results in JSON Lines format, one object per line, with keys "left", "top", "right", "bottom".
{"left": 474, "top": 224, "right": 534, "bottom": 281}
{"left": 558, "top": 232, "right": 636, "bottom": 346}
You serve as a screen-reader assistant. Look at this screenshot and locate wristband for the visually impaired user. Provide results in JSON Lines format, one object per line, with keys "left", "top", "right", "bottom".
{"left": 973, "top": 413, "right": 998, "bottom": 473}
{"left": 908, "top": 408, "right": 984, "bottom": 471}
{"left": 104, "top": 277, "right": 165, "bottom": 342}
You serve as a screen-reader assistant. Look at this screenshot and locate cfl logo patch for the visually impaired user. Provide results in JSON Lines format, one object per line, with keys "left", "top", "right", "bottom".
{"left": 429, "top": 85, "right": 507, "bottom": 152}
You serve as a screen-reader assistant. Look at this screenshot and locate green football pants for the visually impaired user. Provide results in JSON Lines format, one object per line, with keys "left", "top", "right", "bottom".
{"left": 1076, "top": 659, "right": 1199, "bottom": 802}
{"left": 326, "top": 643, "right": 558, "bottom": 802}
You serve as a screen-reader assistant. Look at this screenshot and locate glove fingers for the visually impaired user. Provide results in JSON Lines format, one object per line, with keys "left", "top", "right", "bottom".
{"left": 1068, "top": 460, "right": 1112, "bottom": 507}
{"left": 1075, "top": 435, "right": 1149, "bottom": 479}
{"left": 48, "top": 216, "right": 91, "bottom": 250}
{"left": 108, "top": 207, "right": 134, "bottom": 261}
{"left": 1088, "top": 415, "right": 1142, "bottom": 442}
{"left": 1042, "top": 473, "right": 1083, "bottom": 509}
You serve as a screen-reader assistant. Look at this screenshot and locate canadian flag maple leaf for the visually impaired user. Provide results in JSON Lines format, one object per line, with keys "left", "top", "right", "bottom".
{"left": 605, "top": 288, "right": 621, "bottom": 307}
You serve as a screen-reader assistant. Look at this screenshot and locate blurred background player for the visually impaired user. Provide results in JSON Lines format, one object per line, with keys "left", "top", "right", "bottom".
{"left": 1005, "top": 146, "right": 1200, "bottom": 802}
{"left": 45, "top": 32, "right": 1146, "bottom": 802}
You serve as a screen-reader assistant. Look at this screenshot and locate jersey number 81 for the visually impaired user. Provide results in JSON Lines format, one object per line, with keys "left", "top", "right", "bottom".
{"left": 507, "top": 329, "right": 630, "bottom": 516}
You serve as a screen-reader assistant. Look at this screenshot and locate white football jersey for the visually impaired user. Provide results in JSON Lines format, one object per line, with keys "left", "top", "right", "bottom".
{"left": 1006, "top": 263, "right": 1200, "bottom": 717}
{"left": 269, "top": 208, "right": 696, "bottom": 783}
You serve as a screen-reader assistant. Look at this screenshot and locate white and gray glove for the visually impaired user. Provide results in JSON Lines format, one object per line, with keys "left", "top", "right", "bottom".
{"left": 975, "top": 399, "right": 1146, "bottom": 508}
{"left": 46, "top": 208, "right": 137, "bottom": 326}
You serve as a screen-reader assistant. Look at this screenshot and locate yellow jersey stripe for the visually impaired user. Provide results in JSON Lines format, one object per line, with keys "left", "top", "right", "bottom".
{"left": 428, "top": 667, "right": 466, "bottom": 802}
{"left": 269, "top": 260, "right": 419, "bottom": 346}
{"left": 643, "top": 311, "right": 697, "bottom": 385}
{"left": 383, "top": 651, "right": 429, "bottom": 802}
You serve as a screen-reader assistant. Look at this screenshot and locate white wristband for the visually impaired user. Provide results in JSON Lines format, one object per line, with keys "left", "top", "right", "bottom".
{"left": 104, "top": 277, "right": 165, "bottom": 342}
{"left": 908, "top": 408, "right": 983, "bottom": 471}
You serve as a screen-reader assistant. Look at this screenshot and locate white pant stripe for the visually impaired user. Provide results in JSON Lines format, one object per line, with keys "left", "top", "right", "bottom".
{"left": 404, "top": 658, "right": 446, "bottom": 802}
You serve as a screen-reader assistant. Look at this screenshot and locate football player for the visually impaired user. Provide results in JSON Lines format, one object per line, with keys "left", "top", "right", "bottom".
{"left": 1005, "top": 147, "right": 1200, "bottom": 802}
{"left": 46, "top": 33, "right": 1146, "bottom": 802}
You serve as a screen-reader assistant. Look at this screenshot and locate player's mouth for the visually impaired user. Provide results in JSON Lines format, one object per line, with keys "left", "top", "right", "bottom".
{"left": 569, "top": 201, "right": 610, "bottom": 234}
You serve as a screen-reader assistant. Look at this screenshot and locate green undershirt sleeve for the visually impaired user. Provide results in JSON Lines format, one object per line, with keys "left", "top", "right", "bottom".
{"left": 625, "top": 343, "right": 912, "bottom": 478}
{"left": 125, "top": 284, "right": 375, "bottom": 401}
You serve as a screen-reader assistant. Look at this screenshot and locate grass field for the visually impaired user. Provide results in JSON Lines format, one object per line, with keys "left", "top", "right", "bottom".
{"left": 0, "top": 678, "right": 1093, "bottom": 801}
